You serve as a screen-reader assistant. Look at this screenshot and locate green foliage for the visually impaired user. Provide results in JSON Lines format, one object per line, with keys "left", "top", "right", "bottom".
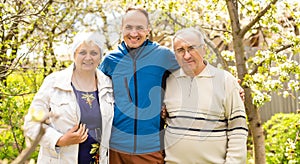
{"left": 0, "top": 69, "right": 44, "bottom": 161}
{"left": 0, "top": 0, "right": 299, "bottom": 162}
{"left": 244, "top": 49, "right": 300, "bottom": 108}
{"left": 264, "top": 113, "right": 300, "bottom": 164}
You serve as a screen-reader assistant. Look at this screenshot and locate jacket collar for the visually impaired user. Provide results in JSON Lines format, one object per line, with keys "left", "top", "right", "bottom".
{"left": 96, "top": 68, "right": 112, "bottom": 92}
{"left": 118, "top": 39, "right": 159, "bottom": 58}
{"left": 53, "top": 63, "right": 111, "bottom": 92}
{"left": 53, "top": 63, "right": 74, "bottom": 91}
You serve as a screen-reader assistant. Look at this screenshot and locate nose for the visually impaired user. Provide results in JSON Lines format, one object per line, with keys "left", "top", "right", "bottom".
{"left": 183, "top": 51, "right": 192, "bottom": 60}
{"left": 129, "top": 30, "right": 138, "bottom": 36}
{"left": 84, "top": 53, "right": 93, "bottom": 59}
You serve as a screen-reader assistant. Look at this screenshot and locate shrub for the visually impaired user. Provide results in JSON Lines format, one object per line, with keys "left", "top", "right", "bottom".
{"left": 0, "top": 69, "right": 44, "bottom": 162}
{"left": 264, "top": 113, "right": 300, "bottom": 164}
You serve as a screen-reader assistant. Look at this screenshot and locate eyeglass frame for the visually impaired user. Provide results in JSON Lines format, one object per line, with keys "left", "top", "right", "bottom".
{"left": 174, "top": 45, "right": 204, "bottom": 56}
{"left": 123, "top": 25, "right": 148, "bottom": 32}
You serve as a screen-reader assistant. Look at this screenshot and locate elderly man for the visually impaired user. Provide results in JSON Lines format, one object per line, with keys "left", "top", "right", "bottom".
{"left": 163, "top": 28, "right": 248, "bottom": 164}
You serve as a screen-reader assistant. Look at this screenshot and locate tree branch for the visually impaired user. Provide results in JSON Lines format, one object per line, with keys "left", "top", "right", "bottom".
{"left": 275, "top": 44, "right": 293, "bottom": 53}
{"left": 11, "top": 113, "right": 59, "bottom": 164}
{"left": 201, "top": 26, "right": 231, "bottom": 33}
{"left": 226, "top": 0, "right": 240, "bottom": 35}
{"left": 204, "top": 37, "right": 229, "bottom": 71}
{"left": 0, "top": 0, "right": 53, "bottom": 24}
{"left": 249, "top": 60, "right": 264, "bottom": 75}
{"left": 240, "top": 0, "right": 278, "bottom": 37}
{"left": 166, "top": 13, "right": 186, "bottom": 28}
{"left": 11, "top": 125, "right": 45, "bottom": 164}
{"left": 0, "top": 91, "right": 36, "bottom": 97}
{"left": 249, "top": 43, "right": 293, "bottom": 75}
{"left": 9, "top": 112, "right": 21, "bottom": 152}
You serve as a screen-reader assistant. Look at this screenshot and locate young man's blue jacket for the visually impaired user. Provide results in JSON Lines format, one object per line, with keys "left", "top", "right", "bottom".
{"left": 99, "top": 39, "right": 179, "bottom": 154}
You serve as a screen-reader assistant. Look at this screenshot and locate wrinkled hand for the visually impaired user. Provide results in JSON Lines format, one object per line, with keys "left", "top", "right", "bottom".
{"left": 161, "top": 105, "right": 169, "bottom": 120}
{"left": 239, "top": 88, "right": 245, "bottom": 102}
{"left": 237, "top": 79, "right": 245, "bottom": 102}
{"left": 56, "top": 124, "right": 88, "bottom": 147}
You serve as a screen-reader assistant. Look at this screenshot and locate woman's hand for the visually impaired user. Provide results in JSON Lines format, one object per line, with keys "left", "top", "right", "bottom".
{"left": 237, "top": 79, "right": 245, "bottom": 102}
{"left": 161, "top": 105, "right": 169, "bottom": 120}
{"left": 56, "top": 124, "right": 88, "bottom": 147}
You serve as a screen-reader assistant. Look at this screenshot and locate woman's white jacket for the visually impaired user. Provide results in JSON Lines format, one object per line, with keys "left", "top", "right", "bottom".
{"left": 23, "top": 63, "right": 114, "bottom": 164}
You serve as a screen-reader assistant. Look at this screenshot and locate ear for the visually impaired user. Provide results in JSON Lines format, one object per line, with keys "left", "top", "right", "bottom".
{"left": 201, "top": 44, "right": 207, "bottom": 52}
{"left": 146, "top": 25, "right": 151, "bottom": 34}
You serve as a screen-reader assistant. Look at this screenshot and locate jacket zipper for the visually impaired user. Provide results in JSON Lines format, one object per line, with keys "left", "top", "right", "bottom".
{"left": 127, "top": 44, "right": 147, "bottom": 153}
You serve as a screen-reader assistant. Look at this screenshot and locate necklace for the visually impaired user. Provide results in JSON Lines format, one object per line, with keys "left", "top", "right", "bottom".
{"left": 73, "top": 72, "right": 96, "bottom": 109}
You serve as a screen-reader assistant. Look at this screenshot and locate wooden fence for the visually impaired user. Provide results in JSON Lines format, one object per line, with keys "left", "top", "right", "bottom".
{"left": 260, "top": 90, "right": 299, "bottom": 122}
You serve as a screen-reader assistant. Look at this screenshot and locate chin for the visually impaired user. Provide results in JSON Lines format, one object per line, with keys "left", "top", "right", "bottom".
{"left": 182, "top": 67, "right": 192, "bottom": 72}
{"left": 128, "top": 43, "right": 142, "bottom": 48}
{"left": 183, "top": 64, "right": 195, "bottom": 71}
{"left": 82, "top": 66, "right": 95, "bottom": 71}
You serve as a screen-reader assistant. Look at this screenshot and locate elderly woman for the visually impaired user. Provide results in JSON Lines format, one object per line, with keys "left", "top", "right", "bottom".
{"left": 23, "top": 31, "right": 114, "bottom": 164}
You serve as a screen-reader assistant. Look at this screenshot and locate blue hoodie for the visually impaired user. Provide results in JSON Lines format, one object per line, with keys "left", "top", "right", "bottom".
{"left": 100, "top": 40, "right": 179, "bottom": 154}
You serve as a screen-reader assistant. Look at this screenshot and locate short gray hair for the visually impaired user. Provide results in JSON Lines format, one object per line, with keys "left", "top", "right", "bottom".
{"left": 70, "top": 31, "right": 104, "bottom": 57}
{"left": 172, "top": 27, "right": 205, "bottom": 49}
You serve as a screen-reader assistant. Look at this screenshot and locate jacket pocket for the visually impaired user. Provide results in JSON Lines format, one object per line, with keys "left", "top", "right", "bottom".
{"left": 50, "top": 101, "right": 72, "bottom": 119}
{"left": 50, "top": 96, "right": 71, "bottom": 114}
{"left": 49, "top": 96, "right": 77, "bottom": 132}
{"left": 124, "top": 77, "right": 132, "bottom": 102}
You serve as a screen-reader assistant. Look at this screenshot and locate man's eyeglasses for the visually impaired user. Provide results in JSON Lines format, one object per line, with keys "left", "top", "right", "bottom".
{"left": 175, "top": 45, "right": 204, "bottom": 55}
{"left": 124, "top": 25, "right": 147, "bottom": 32}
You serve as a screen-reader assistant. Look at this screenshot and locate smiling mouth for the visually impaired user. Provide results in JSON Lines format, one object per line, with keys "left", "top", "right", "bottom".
{"left": 129, "top": 36, "right": 140, "bottom": 42}
{"left": 83, "top": 62, "right": 93, "bottom": 65}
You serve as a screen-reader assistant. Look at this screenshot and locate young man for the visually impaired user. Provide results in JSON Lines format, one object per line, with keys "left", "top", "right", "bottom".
{"left": 100, "top": 7, "right": 179, "bottom": 163}
{"left": 164, "top": 27, "right": 248, "bottom": 163}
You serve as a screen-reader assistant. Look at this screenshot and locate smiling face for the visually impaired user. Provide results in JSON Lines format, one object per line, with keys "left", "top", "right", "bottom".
{"left": 74, "top": 41, "right": 101, "bottom": 72}
{"left": 122, "top": 10, "right": 150, "bottom": 49}
{"left": 173, "top": 31, "right": 206, "bottom": 76}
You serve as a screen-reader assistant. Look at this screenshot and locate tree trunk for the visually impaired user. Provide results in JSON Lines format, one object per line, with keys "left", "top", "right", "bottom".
{"left": 235, "top": 37, "right": 266, "bottom": 164}
{"left": 244, "top": 90, "right": 266, "bottom": 164}
{"left": 226, "top": 0, "right": 267, "bottom": 163}
{"left": 233, "top": 32, "right": 266, "bottom": 164}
